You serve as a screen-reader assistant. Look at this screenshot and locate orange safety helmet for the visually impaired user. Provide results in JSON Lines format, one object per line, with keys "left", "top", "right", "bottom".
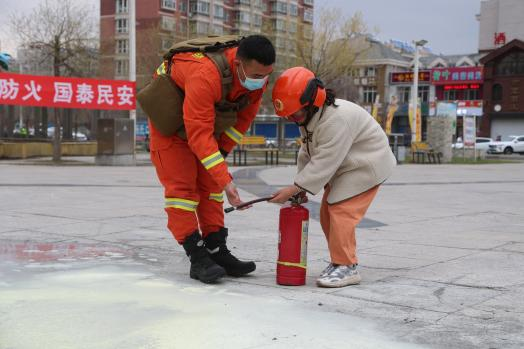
{"left": 272, "top": 67, "right": 326, "bottom": 117}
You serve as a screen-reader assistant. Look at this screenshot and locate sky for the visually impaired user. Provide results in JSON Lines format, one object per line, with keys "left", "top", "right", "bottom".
{"left": 0, "top": 0, "right": 100, "bottom": 56}
{"left": 0, "top": 0, "right": 482, "bottom": 57}
{"left": 314, "top": 0, "right": 481, "bottom": 54}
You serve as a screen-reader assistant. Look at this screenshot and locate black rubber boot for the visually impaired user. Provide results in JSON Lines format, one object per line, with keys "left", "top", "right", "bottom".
{"left": 204, "top": 228, "right": 256, "bottom": 277}
{"left": 182, "top": 231, "right": 225, "bottom": 283}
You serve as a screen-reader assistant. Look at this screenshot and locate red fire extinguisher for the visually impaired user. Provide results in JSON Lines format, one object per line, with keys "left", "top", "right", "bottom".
{"left": 277, "top": 198, "right": 309, "bottom": 286}
{"left": 224, "top": 195, "right": 309, "bottom": 286}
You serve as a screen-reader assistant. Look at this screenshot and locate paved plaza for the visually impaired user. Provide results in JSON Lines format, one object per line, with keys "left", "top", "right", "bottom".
{"left": 1, "top": 159, "right": 523, "bottom": 348}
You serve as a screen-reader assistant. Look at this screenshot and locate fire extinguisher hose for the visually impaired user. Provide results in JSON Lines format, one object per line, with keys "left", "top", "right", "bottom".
{"left": 224, "top": 193, "right": 305, "bottom": 214}
{"left": 224, "top": 196, "right": 274, "bottom": 213}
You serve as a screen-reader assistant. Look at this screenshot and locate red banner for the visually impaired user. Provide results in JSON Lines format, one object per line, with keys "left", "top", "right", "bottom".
{"left": 0, "top": 73, "right": 135, "bottom": 110}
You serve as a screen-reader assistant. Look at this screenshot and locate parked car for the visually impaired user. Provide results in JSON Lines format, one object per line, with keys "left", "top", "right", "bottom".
{"left": 452, "top": 137, "right": 493, "bottom": 152}
{"left": 264, "top": 138, "right": 301, "bottom": 149}
{"left": 47, "top": 126, "right": 88, "bottom": 141}
{"left": 265, "top": 138, "right": 277, "bottom": 148}
{"left": 284, "top": 137, "right": 302, "bottom": 149}
{"left": 488, "top": 135, "right": 524, "bottom": 155}
{"left": 475, "top": 137, "right": 493, "bottom": 152}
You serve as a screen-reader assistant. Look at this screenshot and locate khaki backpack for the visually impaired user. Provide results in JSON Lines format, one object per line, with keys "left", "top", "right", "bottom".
{"left": 137, "top": 35, "right": 250, "bottom": 138}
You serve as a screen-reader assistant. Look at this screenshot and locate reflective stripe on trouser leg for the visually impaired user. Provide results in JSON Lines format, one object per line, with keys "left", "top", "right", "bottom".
{"left": 165, "top": 198, "right": 199, "bottom": 211}
{"left": 196, "top": 160, "right": 225, "bottom": 237}
{"left": 149, "top": 138, "right": 201, "bottom": 244}
{"left": 198, "top": 192, "right": 225, "bottom": 237}
{"left": 164, "top": 198, "right": 200, "bottom": 243}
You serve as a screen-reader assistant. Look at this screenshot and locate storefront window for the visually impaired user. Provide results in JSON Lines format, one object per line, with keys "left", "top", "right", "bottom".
{"left": 444, "top": 89, "right": 457, "bottom": 101}
{"left": 464, "top": 88, "right": 480, "bottom": 100}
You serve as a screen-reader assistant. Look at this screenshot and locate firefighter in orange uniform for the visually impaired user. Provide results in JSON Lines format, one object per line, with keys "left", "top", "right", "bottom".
{"left": 149, "top": 36, "right": 275, "bottom": 283}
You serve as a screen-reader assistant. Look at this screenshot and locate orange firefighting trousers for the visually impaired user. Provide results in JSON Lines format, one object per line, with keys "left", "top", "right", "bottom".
{"left": 151, "top": 136, "right": 227, "bottom": 243}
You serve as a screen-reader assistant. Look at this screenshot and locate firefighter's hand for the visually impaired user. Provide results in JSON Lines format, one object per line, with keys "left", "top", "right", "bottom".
{"left": 224, "top": 182, "right": 251, "bottom": 210}
{"left": 269, "top": 185, "right": 300, "bottom": 204}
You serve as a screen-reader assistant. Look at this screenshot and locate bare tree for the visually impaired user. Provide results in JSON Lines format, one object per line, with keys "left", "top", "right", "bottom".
{"left": 10, "top": 0, "right": 98, "bottom": 162}
{"left": 297, "top": 9, "right": 372, "bottom": 87}
{"left": 136, "top": 23, "right": 164, "bottom": 89}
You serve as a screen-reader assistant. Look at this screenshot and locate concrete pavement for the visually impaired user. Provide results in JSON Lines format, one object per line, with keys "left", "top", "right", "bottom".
{"left": 1, "top": 160, "right": 523, "bottom": 348}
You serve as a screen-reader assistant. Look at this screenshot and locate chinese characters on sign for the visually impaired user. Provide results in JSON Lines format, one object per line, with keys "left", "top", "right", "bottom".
{"left": 0, "top": 73, "right": 135, "bottom": 110}
{"left": 494, "top": 32, "right": 506, "bottom": 46}
{"left": 443, "top": 84, "right": 481, "bottom": 90}
{"left": 390, "top": 71, "right": 431, "bottom": 84}
{"left": 431, "top": 67, "right": 483, "bottom": 85}
{"left": 463, "top": 115, "right": 476, "bottom": 148}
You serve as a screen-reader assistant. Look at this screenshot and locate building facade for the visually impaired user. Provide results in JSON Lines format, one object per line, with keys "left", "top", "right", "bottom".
{"left": 477, "top": 0, "right": 524, "bottom": 53}
{"left": 428, "top": 54, "right": 484, "bottom": 139}
{"left": 479, "top": 39, "right": 524, "bottom": 138}
{"left": 99, "top": 0, "right": 313, "bottom": 141}
{"left": 347, "top": 38, "right": 487, "bottom": 142}
{"left": 100, "top": 0, "right": 313, "bottom": 87}
{"left": 350, "top": 38, "right": 435, "bottom": 141}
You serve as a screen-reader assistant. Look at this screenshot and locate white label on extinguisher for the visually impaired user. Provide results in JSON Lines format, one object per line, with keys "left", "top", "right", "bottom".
{"left": 300, "top": 220, "right": 308, "bottom": 266}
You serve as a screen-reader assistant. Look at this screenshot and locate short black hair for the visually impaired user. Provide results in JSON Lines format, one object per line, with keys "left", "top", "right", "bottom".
{"left": 237, "top": 35, "right": 275, "bottom": 66}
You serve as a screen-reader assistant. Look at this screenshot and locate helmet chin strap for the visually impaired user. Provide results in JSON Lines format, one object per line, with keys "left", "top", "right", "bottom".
{"left": 297, "top": 103, "right": 318, "bottom": 127}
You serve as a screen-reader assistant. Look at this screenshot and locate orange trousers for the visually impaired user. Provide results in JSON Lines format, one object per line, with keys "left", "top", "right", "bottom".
{"left": 320, "top": 185, "right": 379, "bottom": 265}
{"left": 151, "top": 137, "right": 225, "bottom": 243}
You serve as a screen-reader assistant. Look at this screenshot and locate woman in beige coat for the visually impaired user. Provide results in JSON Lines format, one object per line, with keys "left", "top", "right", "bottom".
{"left": 269, "top": 67, "right": 396, "bottom": 288}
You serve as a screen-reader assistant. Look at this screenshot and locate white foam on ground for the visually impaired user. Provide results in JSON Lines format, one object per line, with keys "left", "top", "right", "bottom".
{"left": 0, "top": 265, "right": 426, "bottom": 349}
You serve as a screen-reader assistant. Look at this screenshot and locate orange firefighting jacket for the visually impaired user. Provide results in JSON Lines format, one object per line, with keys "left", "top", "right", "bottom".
{"left": 149, "top": 47, "right": 266, "bottom": 189}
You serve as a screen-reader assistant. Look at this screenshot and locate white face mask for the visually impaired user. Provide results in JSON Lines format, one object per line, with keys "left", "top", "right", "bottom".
{"left": 238, "top": 62, "right": 268, "bottom": 91}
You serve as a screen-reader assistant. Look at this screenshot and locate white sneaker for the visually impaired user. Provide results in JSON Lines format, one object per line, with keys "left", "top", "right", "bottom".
{"left": 319, "top": 263, "right": 335, "bottom": 278}
{"left": 316, "top": 264, "right": 361, "bottom": 288}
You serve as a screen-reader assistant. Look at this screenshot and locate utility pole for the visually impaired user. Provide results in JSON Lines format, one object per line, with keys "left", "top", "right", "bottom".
{"left": 129, "top": 0, "right": 137, "bottom": 157}
{"left": 18, "top": 62, "right": 23, "bottom": 130}
{"left": 411, "top": 39, "right": 427, "bottom": 145}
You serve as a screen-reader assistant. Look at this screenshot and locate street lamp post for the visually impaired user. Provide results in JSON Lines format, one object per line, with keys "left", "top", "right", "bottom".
{"left": 411, "top": 39, "right": 427, "bottom": 145}
{"left": 19, "top": 62, "right": 23, "bottom": 130}
{"left": 129, "top": 0, "right": 136, "bottom": 157}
